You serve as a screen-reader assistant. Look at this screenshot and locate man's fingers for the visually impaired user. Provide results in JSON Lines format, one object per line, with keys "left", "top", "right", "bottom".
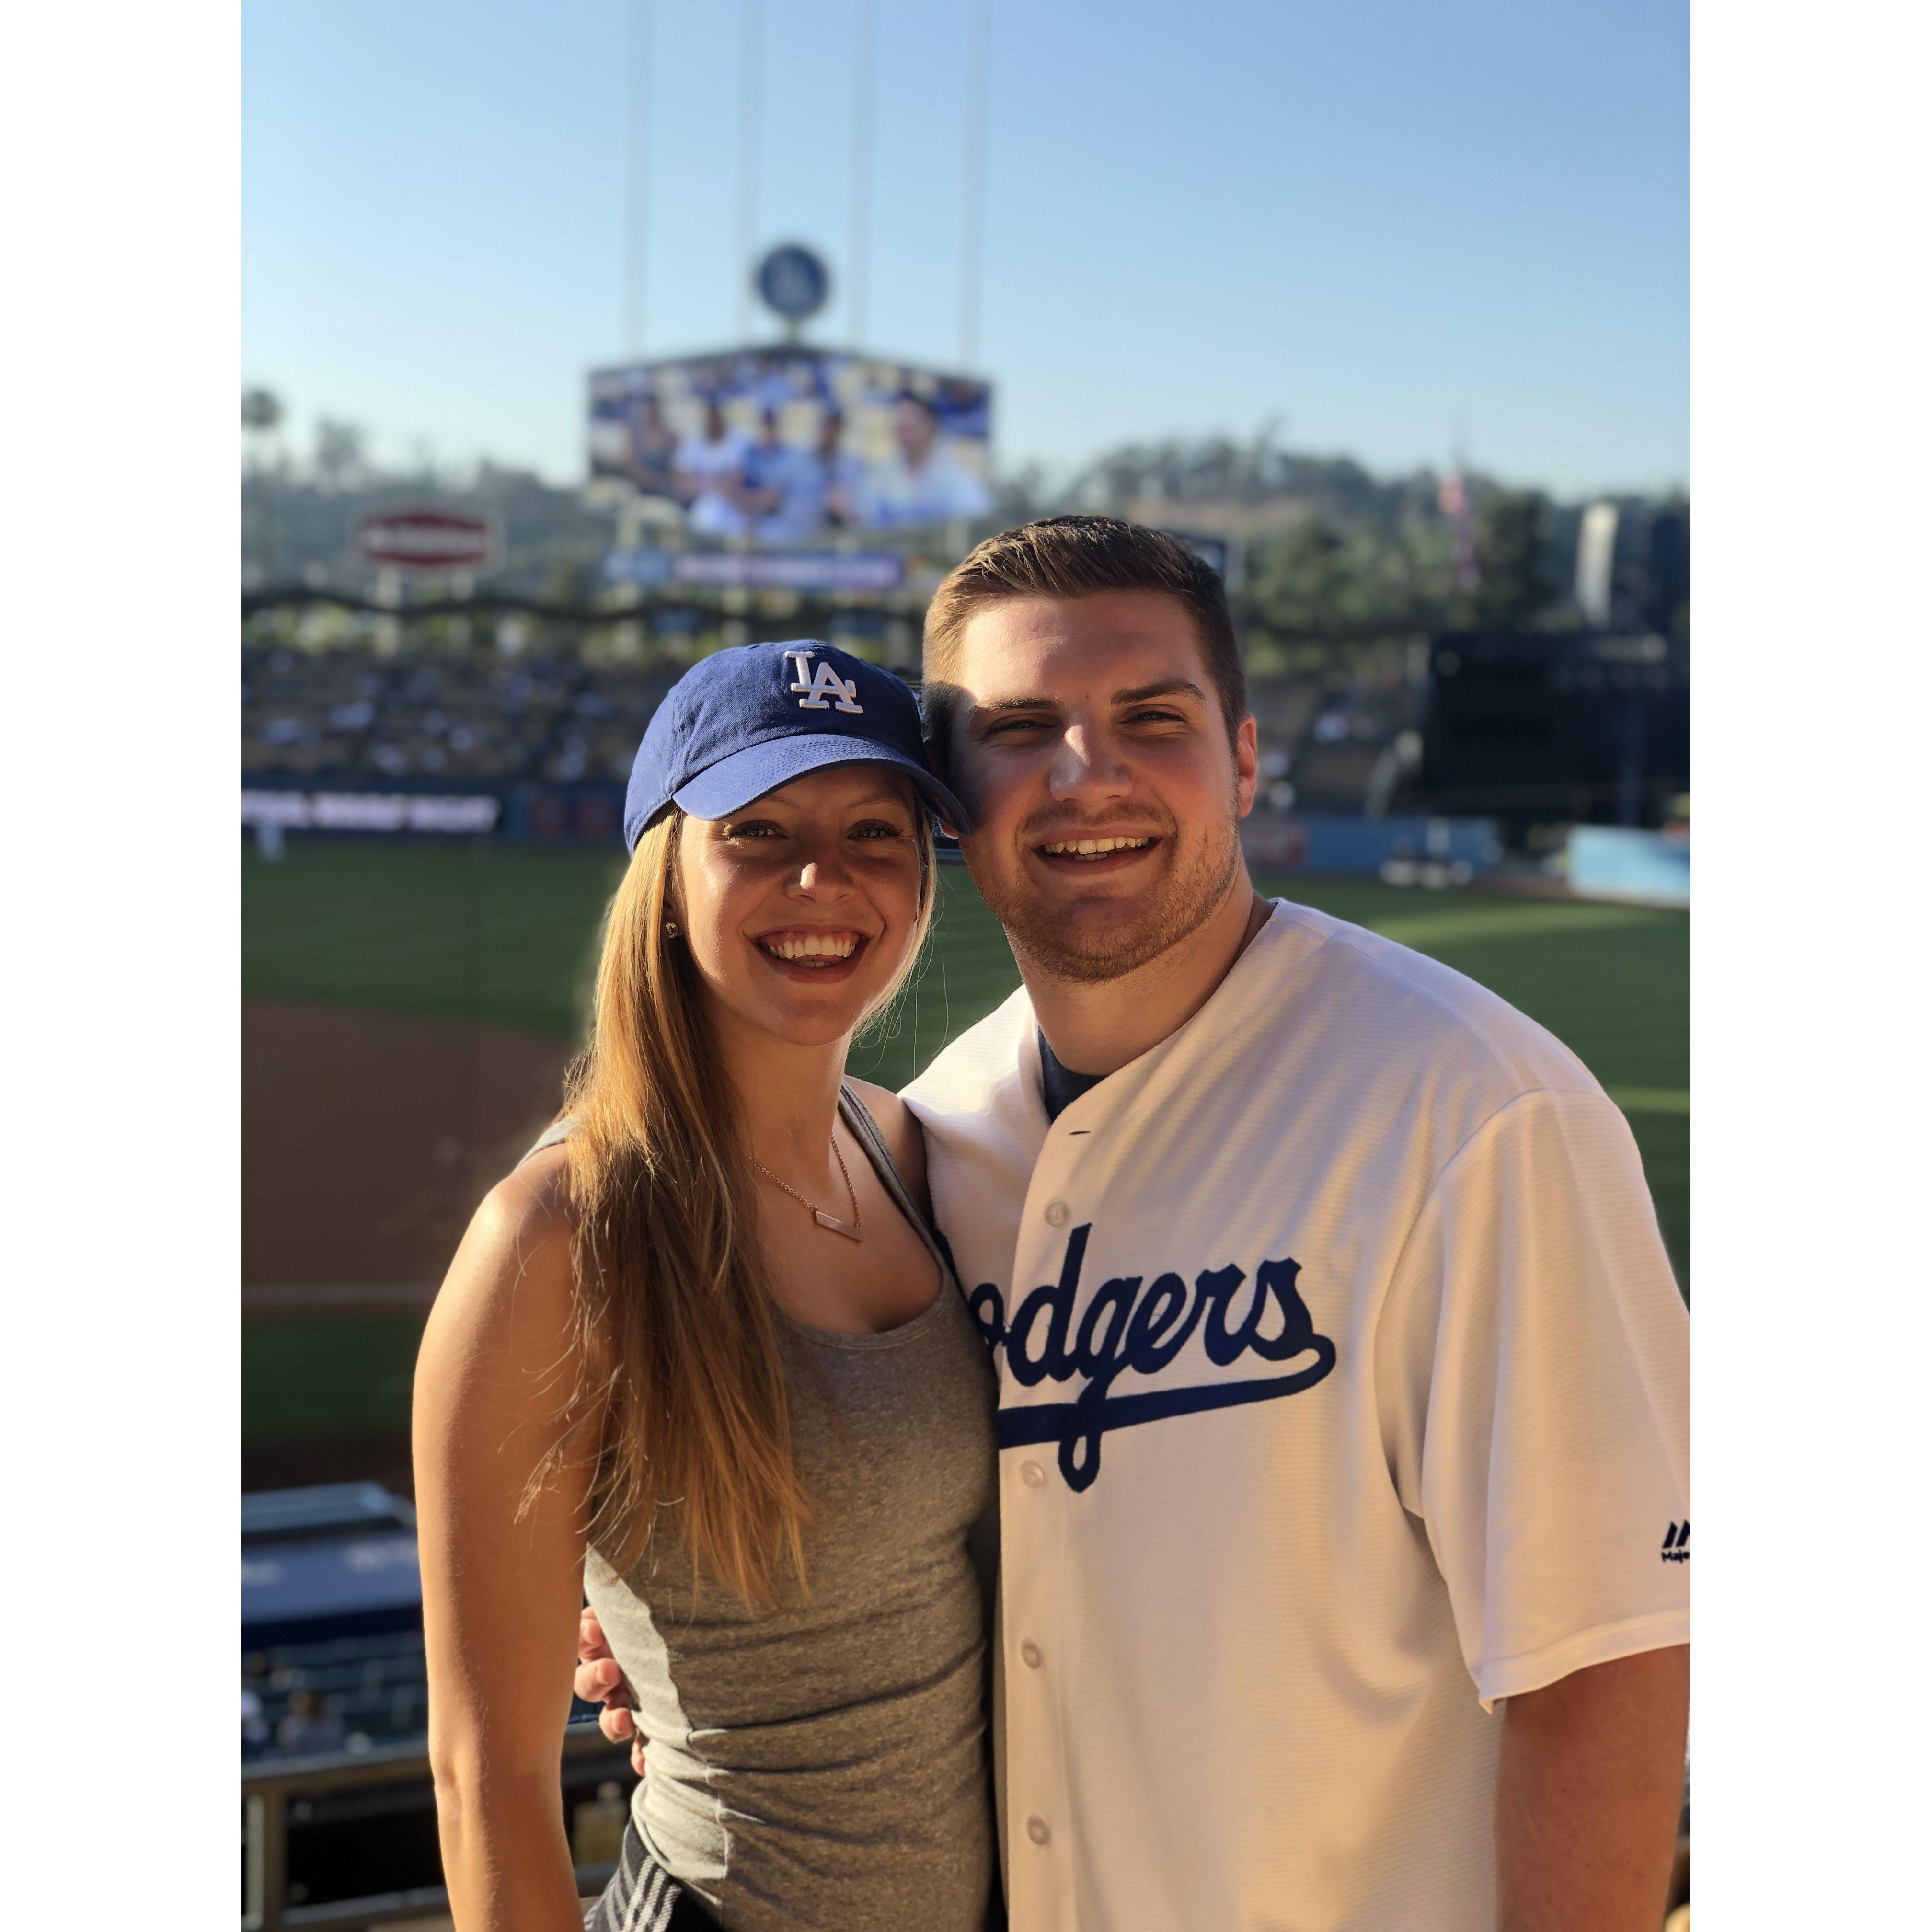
{"left": 632, "top": 1737, "right": 648, "bottom": 1778}
{"left": 577, "top": 1608, "right": 615, "bottom": 1665}
{"left": 574, "top": 1657, "right": 637, "bottom": 1706}
{"left": 575, "top": 1658, "right": 617, "bottom": 1701}
{"left": 598, "top": 1704, "right": 637, "bottom": 1746}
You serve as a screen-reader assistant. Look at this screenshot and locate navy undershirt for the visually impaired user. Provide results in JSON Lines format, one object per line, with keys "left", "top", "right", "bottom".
{"left": 1038, "top": 1030, "right": 1107, "bottom": 1122}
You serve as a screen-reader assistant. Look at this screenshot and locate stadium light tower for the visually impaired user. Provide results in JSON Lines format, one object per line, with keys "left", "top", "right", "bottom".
{"left": 847, "top": 0, "right": 876, "bottom": 347}
{"left": 958, "top": 0, "right": 991, "bottom": 369}
{"left": 735, "top": 0, "right": 764, "bottom": 342}
{"left": 622, "top": 0, "right": 653, "bottom": 357}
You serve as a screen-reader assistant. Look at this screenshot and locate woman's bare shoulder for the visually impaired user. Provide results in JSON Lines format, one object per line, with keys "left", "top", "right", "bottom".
{"left": 422, "top": 1144, "right": 576, "bottom": 1359}
{"left": 843, "top": 1077, "right": 928, "bottom": 1196}
{"left": 474, "top": 1141, "right": 575, "bottom": 1265}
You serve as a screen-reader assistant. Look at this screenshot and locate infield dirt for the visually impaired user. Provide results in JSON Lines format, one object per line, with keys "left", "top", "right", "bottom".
{"left": 245, "top": 1000, "right": 572, "bottom": 1292}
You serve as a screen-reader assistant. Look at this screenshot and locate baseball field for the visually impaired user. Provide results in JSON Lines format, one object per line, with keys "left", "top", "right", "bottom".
{"left": 243, "top": 842, "right": 1689, "bottom": 1486}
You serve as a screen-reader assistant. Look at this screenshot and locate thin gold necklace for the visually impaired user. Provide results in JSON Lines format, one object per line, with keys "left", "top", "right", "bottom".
{"left": 752, "top": 1131, "right": 863, "bottom": 1242}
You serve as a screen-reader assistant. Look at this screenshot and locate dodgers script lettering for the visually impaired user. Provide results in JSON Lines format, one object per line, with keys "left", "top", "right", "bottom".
{"left": 967, "top": 1225, "right": 1337, "bottom": 1491}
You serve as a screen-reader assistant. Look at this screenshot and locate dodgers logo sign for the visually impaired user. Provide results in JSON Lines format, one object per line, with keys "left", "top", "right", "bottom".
{"left": 782, "top": 648, "right": 864, "bottom": 715}
{"left": 969, "top": 1225, "right": 1337, "bottom": 1492}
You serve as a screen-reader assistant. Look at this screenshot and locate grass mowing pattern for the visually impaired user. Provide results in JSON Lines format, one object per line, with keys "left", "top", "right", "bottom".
{"left": 246, "top": 1317, "right": 425, "bottom": 1445}
{"left": 244, "top": 842, "right": 629, "bottom": 1041}
{"left": 245, "top": 843, "right": 1687, "bottom": 1447}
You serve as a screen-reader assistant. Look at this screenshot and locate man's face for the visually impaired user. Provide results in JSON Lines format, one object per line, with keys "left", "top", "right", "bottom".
{"left": 943, "top": 592, "right": 1258, "bottom": 983}
{"left": 895, "top": 399, "right": 938, "bottom": 466}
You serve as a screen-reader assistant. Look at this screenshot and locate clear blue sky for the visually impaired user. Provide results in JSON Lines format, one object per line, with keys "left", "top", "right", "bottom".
{"left": 243, "top": 0, "right": 1688, "bottom": 497}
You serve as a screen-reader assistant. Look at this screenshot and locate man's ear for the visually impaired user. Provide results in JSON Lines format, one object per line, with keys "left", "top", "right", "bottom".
{"left": 926, "top": 767, "right": 964, "bottom": 843}
{"left": 919, "top": 679, "right": 976, "bottom": 837}
{"left": 1234, "top": 714, "right": 1260, "bottom": 820}
{"left": 919, "top": 680, "right": 968, "bottom": 783}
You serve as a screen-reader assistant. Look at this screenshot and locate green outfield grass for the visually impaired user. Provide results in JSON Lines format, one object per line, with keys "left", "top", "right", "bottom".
{"left": 244, "top": 842, "right": 1688, "bottom": 1452}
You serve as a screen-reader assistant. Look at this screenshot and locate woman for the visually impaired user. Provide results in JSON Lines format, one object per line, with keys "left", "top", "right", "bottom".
{"left": 413, "top": 641, "right": 999, "bottom": 1932}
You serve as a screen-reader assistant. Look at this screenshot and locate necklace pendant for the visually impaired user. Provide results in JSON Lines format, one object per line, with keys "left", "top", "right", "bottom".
{"left": 813, "top": 1208, "right": 863, "bottom": 1242}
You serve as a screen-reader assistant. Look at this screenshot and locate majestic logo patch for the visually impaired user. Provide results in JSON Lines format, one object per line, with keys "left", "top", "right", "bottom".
{"left": 1661, "top": 1520, "right": 1690, "bottom": 1563}
{"left": 971, "top": 1224, "right": 1337, "bottom": 1492}
{"left": 782, "top": 648, "right": 863, "bottom": 714}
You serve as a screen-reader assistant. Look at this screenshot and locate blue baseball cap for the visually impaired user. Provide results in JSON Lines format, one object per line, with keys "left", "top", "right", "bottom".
{"left": 623, "top": 640, "right": 970, "bottom": 851}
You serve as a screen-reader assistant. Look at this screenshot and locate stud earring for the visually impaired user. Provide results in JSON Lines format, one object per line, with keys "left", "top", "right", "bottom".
{"left": 663, "top": 920, "right": 680, "bottom": 937}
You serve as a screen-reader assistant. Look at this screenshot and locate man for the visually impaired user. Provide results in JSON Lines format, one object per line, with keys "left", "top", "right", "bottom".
{"left": 673, "top": 396, "right": 754, "bottom": 540}
{"left": 736, "top": 405, "right": 798, "bottom": 537}
{"left": 746, "top": 405, "right": 862, "bottom": 544}
{"left": 859, "top": 391, "right": 994, "bottom": 529}
{"left": 584, "top": 518, "right": 1689, "bottom": 1930}
{"left": 622, "top": 391, "right": 679, "bottom": 498}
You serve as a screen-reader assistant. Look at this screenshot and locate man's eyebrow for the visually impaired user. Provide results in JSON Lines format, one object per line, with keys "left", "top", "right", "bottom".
{"left": 1114, "top": 678, "right": 1207, "bottom": 706}
{"left": 963, "top": 680, "right": 1206, "bottom": 724}
{"left": 968, "top": 694, "right": 1061, "bottom": 718}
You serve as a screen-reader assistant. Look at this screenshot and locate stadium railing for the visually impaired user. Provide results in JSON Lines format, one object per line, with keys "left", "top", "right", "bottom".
{"left": 242, "top": 1719, "right": 633, "bottom": 1932}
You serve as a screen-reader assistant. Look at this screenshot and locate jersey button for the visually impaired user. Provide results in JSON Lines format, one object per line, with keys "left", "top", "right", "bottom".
{"left": 1026, "top": 1816, "right": 1051, "bottom": 1846}
{"left": 1020, "top": 1460, "right": 1046, "bottom": 1489}
{"left": 1020, "top": 1640, "right": 1043, "bottom": 1669}
{"left": 1044, "top": 1200, "right": 1069, "bottom": 1226}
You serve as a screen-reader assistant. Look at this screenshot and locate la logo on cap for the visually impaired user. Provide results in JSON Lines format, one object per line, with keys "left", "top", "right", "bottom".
{"left": 783, "top": 648, "right": 863, "bottom": 715}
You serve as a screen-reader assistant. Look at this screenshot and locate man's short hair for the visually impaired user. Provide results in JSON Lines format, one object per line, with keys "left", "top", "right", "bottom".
{"left": 921, "top": 516, "right": 1248, "bottom": 763}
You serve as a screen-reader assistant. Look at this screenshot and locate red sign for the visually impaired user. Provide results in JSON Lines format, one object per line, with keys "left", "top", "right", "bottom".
{"left": 356, "top": 506, "right": 497, "bottom": 573}
{"left": 1240, "top": 816, "right": 1309, "bottom": 869}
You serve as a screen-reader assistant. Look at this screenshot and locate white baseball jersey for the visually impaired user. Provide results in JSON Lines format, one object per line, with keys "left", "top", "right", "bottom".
{"left": 902, "top": 898, "right": 1690, "bottom": 1932}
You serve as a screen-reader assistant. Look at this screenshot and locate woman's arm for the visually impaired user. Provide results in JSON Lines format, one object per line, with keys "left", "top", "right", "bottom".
{"left": 413, "top": 1148, "right": 596, "bottom": 1932}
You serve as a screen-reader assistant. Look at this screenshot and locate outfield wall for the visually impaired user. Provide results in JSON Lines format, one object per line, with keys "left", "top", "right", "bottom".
{"left": 245, "top": 781, "right": 1503, "bottom": 878}
{"left": 1241, "top": 811, "right": 1502, "bottom": 876}
{"left": 243, "top": 779, "right": 622, "bottom": 845}
{"left": 1565, "top": 824, "right": 1691, "bottom": 907}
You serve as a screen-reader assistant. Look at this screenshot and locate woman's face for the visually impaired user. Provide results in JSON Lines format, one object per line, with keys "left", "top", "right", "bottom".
{"left": 674, "top": 765, "right": 926, "bottom": 1052}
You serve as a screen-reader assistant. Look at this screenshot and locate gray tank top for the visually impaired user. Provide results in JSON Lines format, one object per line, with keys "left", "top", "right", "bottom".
{"left": 525, "top": 1090, "right": 999, "bottom": 1932}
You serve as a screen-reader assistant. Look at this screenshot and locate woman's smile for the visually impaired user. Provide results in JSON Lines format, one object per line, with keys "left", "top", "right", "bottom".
{"left": 752, "top": 926, "right": 872, "bottom": 980}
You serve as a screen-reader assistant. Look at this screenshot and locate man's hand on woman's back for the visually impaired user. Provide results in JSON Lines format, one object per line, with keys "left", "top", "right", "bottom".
{"left": 576, "top": 1607, "right": 647, "bottom": 1777}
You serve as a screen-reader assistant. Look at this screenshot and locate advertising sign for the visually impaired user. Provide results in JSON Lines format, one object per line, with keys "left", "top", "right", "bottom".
{"left": 603, "top": 548, "right": 905, "bottom": 593}
{"left": 588, "top": 347, "right": 993, "bottom": 541}
{"left": 355, "top": 506, "right": 499, "bottom": 574}
{"left": 756, "top": 243, "right": 831, "bottom": 323}
{"left": 243, "top": 790, "right": 502, "bottom": 834}
{"left": 1241, "top": 812, "right": 1501, "bottom": 877}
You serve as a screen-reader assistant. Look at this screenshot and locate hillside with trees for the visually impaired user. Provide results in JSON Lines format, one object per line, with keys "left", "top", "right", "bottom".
{"left": 242, "top": 394, "right": 1684, "bottom": 660}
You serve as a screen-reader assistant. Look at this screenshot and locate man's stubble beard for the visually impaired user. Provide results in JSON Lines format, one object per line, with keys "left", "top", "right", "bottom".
{"left": 969, "top": 793, "right": 1246, "bottom": 987}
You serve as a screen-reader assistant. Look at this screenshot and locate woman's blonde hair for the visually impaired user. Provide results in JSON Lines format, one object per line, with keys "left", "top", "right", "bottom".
{"left": 536, "top": 791, "right": 936, "bottom": 1606}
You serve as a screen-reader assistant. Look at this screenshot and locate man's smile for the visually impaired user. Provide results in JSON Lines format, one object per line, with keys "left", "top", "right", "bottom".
{"left": 1037, "top": 835, "right": 1152, "bottom": 858}
{"left": 1029, "top": 831, "right": 1165, "bottom": 876}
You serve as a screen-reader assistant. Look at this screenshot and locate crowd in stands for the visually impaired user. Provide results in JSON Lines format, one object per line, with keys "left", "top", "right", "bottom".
{"left": 243, "top": 643, "right": 1418, "bottom": 815}
{"left": 242, "top": 644, "right": 675, "bottom": 787}
{"left": 244, "top": 1628, "right": 602, "bottom": 1761}
{"left": 243, "top": 1630, "right": 426, "bottom": 1760}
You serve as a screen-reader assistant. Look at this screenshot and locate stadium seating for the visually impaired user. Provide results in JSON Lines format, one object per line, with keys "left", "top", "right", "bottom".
{"left": 244, "top": 642, "right": 1437, "bottom": 820}
{"left": 242, "top": 644, "right": 675, "bottom": 787}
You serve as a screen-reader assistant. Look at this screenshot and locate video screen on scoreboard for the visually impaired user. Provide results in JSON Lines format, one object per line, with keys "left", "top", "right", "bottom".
{"left": 587, "top": 348, "right": 993, "bottom": 541}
